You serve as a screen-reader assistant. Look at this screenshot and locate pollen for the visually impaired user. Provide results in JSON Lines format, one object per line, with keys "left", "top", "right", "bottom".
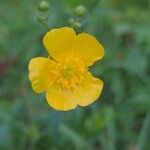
{"left": 56, "top": 62, "right": 85, "bottom": 89}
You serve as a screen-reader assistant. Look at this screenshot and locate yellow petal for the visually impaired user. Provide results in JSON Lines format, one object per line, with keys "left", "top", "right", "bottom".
{"left": 28, "top": 57, "right": 56, "bottom": 93}
{"left": 46, "top": 83, "right": 77, "bottom": 111}
{"left": 72, "top": 33, "right": 105, "bottom": 66}
{"left": 43, "top": 27, "right": 76, "bottom": 62}
{"left": 73, "top": 71, "right": 103, "bottom": 106}
{"left": 43, "top": 27, "right": 104, "bottom": 66}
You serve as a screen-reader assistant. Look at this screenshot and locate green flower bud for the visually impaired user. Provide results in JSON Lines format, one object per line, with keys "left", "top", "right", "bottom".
{"left": 68, "top": 18, "right": 75, "bottom": 26}
{"left": 74, "top": 5, "right": 87, "bottom": 17}
{"left": 73, "top": 21, "right": 81, "bottom": 29}
{"left": 37, "top": 15, "right": 48, "bottom": 26}
{"left": 68, "top": 18, "right": 81, "bottom": 30}
{"left": 39, "top": 1, "right": 50, "bottom": 12}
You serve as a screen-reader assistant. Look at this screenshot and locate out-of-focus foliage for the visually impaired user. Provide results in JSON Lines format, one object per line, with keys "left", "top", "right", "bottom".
{"left": 0, "top": 0, "right": 150, "bottom": 150}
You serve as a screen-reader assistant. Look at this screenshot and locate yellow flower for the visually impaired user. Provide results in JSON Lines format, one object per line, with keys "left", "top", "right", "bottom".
{"left": 28, "top": 27, "right": 105, "bottom": 111}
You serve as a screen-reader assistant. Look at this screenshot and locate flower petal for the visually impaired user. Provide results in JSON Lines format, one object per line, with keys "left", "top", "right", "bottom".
{"left": 28, "top": 57, "right": 56, "bottom": 93}
{"left": 43, "top": 27, "right": 104, "bottom": 66}
{"left": 46, "top": 83, "right": 77, "bottom": 111}
{"left": 72, "top": 33, "right": 105, "bottom": 67}
{"left": 43, "top": 27, "right": 76, "bottom": 62}
{"left": 73, "top": 71, "right": 103, "bottom": 106}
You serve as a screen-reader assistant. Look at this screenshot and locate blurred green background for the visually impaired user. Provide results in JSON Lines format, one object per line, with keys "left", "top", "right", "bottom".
{"left": 0, "top": 0, "right": 150, "bottom": 150}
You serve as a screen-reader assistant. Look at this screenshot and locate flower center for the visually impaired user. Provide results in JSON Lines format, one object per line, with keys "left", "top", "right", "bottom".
{"left": 56, "top": 62, "right": 85, "bottom": 89}
{"left": 61, "top": 65, "right": 76, "bottom": 78}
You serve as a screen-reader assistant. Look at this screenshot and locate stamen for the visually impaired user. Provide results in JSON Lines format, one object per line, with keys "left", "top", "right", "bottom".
{"left": 55, "top": 62, "right": 85, "bottom": 89}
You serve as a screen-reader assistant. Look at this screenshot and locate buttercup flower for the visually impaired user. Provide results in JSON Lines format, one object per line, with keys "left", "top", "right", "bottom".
{"left": 28, "top": 27, "right": 105, "bottom": 111}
